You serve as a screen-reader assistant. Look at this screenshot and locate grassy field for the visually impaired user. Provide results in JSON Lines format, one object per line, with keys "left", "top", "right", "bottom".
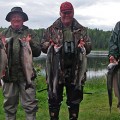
{"left": 0, "top": 75, "right": 120, "bottom": 120}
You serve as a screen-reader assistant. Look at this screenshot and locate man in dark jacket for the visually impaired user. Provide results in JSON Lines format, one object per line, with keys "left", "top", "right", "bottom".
{"left": 41, "top": 2, "right": 91, "bottom": 120}
{"left": 108, "top": 21, "right": 120, "bottom": 109}
{"left": 0, "top": 7, "right": 41, "bottom": 120}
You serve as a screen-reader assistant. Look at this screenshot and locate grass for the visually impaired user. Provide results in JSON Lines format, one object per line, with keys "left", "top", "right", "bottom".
{"left": 0, "top": 74, "right": 120, "bottom": 120}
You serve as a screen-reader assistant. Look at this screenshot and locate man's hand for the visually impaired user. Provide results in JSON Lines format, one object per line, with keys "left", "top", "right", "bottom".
{"left": 109, "top": 56, "right": 118, "bottom": 63}
{"left": 78, "top": 39, "right": 85, "bottom": 48}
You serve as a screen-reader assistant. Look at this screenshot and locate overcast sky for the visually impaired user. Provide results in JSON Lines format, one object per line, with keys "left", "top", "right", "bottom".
{"left": 1, "top": 0, "right": 120, "bottom": 31}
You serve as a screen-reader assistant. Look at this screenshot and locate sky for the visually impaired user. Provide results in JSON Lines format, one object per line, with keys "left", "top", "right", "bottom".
{"left": 1, "top": 0, "right": 120, "bottom": 31}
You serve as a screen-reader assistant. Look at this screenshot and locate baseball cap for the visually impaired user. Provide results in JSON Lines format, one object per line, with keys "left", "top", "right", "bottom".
{"left": 60, "top": 1, "right": 74, "bottom": 12}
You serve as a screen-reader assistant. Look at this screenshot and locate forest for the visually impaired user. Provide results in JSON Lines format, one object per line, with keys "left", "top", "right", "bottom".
{"left": 0, "top": 27, "right": 112, "bottom": 50}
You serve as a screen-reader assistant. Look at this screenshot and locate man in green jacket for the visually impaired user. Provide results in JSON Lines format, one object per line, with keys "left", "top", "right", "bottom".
{"left": 109, "top": 21, "right": 120, "bottom": 109}
{"left": 0, "top": 7, "right": 41, "bottom": 120}
{"left": 41, "top": 2, "right": 91, "bottom": 120}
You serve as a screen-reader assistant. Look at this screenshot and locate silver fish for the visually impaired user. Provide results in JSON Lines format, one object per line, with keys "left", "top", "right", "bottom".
{"left": 107, "top": 62, "right": 119, "bottom": 113}
{"left": 46, "top": 44, "right": 54, "bottom": 97}
{"left": 0, "top": 41, "right": 7, "bottom": 80}
{"left": 75, "top": 46, "right": 87, "bottom": 90}
{"left": 52, "top": 45, "right": 62, "bottom": 98}
{"left": 46, "top": 44, "right": 62, "bottom": 98}
{"left": 19, "top": 38, "right": 34, "bottom": 90}
{"left": 0, "top": 37, "right": 12, "bottom": 83}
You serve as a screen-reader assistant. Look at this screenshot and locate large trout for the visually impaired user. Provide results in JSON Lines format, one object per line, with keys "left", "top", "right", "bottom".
{"left": 75, "top": 45, "right": 87, "bottom": 90}
{"left": 107, "top": 62, "right": 119, "bottom": 112}
{"left": 46, "top": 43, "right": 62, "bottom": 99}
{"left": 0, "top": 37, "right": 12, "bottom": 85}
{"left": 19, "top": 35, "right": 34, "bottom": 90}
{"left": 0, "top": 40, "right": 7, "bottom": 80}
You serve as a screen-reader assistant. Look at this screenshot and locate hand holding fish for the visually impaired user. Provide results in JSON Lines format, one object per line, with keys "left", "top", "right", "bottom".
{"left": 78, "top": 39, "right": 85, "bottom": 48}
{"left": 109, "top": 56, "right": 118, "bottom": 63}
{"left": 20, "top": 34, "right": 31, "bottom": 42}
{"left": 107, "top": 56, "right": 118, "bottom": 70}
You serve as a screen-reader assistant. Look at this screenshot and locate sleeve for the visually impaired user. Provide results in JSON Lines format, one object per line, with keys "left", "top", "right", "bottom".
{"left": 40, "top": 27, "right": 51, "bottom": 53}
{"left": 108, "top": 22, "right": 120, "bottom": 59}
{"left": 29, "top": 29, "right": 41, "bottom": 57}
{"left": 83, "top": 28, "right": 92, "bottom": 55}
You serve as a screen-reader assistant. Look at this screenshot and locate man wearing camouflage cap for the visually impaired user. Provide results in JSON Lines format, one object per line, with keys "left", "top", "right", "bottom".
{"left": 41, "top": 1, "right": 92, "bottom": 120}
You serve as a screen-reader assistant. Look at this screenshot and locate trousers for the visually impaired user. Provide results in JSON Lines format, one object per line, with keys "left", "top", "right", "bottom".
{"left": 2, "top": 81, "right": 38, "bottom": 120}
{"left": 48, "top": 82, "right": 83, "bottom": 120}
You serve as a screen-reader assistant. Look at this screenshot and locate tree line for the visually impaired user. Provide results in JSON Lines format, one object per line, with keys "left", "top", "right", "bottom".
{"left": 0, "top": 27, "right": 112, "bottom": 50}
{"left": 88, "top": 28, "right": 112, "bottom": 50}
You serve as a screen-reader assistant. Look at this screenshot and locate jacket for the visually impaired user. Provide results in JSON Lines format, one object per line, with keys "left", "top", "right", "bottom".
{"left": 109, "top": 21, "right": 120, "bottom": 59}
{"left": 1, "top": 25, "right": 41, "bottom": 82}
{"left": 41, "top": 18, "right": 92, "bottom": 85}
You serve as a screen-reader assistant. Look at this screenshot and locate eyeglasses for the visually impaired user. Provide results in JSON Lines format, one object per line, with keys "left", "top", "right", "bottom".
{"left": 61, "top": 11, "right": 72, "bottom": 15}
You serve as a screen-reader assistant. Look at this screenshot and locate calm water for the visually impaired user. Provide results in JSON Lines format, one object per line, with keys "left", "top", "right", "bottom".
{"left": 34, "top": 52, "right": 109, "bottom": 79}
{"left": 87, "top": 56, "right": 108, "bottom": 78}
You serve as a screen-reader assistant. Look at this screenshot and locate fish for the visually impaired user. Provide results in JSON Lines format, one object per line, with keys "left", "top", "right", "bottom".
{"left": 0, "top": 37, "right": 12, "bottom": 85}
{"left": 107, "top": 62, "right": 118, "bottom": 113}
{"left": 19, "top": 35, "right": 34, "bottom": 90}
{"left": 0, "top": 40, "right": 8, "bottom": 80}
{"left": 46, "top": 44, "right": 54, "bottom": 98}
{"left": 46, "top": 44, "right": 62, "bottom": 99}
{"left": 52, "top": 45, "right": 62, "bottom": 98}
{"left": 75, "top": 46, "right": 87, "bottom": 90}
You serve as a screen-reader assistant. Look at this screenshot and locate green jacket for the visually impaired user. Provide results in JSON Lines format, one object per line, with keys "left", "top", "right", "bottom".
{"left": 1, "top": 25, "right": 41, "bottom": 82}
{"left": 109, "top": 21, "right": 120, "bottom": 59}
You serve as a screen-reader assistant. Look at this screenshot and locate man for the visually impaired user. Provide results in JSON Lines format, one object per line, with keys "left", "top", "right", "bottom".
{"left": 108, "top": 21, "right": 120, "bottom": 109}
{"left": 0, "top": 7, "right": 41, "bottom": 120}
{"left": 41, "top": 2, "right": 91, "bottom": 120}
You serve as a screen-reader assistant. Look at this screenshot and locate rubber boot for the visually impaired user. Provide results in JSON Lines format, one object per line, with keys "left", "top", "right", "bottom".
{"left": 49, "top": 108, "right": 59, "bottom": 120}
{"left": 68, "top": 105, "right": 79, "bottom": 120}
{"left": 26, "top": 112, "right": 36, "bottom": 120}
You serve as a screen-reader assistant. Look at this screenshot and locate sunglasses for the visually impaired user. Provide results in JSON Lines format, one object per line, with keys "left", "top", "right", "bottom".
{"left": 61, "top": 11, "right": 72, "bottom": 14}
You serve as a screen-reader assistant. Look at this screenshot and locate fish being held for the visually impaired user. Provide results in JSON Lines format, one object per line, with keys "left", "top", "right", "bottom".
{"left": 107, "top": 62, "right": 119, "bottom": 113}
{"left": 0, "top": 37, "right": 12, "bottom": 85}
{"left": 75, "top": 45, "right": 87, "bottom": 90}
{"left": 19, "top": 35, "right": 34, "bottom": 90}
{"left": 46, "top": 43, "right": 62, "bottom": 99}
{"left": 0, "top": 40, "right": 7, "bottom": 81}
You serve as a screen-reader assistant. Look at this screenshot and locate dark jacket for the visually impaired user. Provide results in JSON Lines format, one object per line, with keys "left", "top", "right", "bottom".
{"left": 1, "top": 25, "right": 41, "bottom": 82}
{"left": 109, "top": 21, "right": 120, "bottom": 59}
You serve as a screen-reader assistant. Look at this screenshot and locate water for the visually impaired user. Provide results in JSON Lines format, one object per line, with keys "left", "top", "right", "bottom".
{"left": 34, "top": 51, "right": 109, "bottom": 79}
{"left": 87, "top": 56, "right": 108, "bottom": 78}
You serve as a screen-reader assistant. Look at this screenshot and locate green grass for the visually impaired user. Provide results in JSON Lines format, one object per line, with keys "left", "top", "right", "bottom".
{"left": 0, "top": 75, "right": 120, "bottom": 120}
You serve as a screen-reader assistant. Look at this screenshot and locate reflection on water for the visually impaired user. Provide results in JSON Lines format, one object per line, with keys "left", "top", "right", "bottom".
{"left": 34, "top": 53, "right": 109, "bottom": 79}
{"left": 87, "top": 56, "right": 108, "bottom": 78}
{"left": 87, "top": 69, "right": 107, "bottom": 79}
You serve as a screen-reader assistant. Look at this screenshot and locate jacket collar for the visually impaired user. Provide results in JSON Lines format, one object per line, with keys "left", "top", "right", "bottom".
{"left": 9, "top": 25, "right": 28, "bottom": 33}
{"left": 52, "top": 17, "right": 84, "bottom": 30}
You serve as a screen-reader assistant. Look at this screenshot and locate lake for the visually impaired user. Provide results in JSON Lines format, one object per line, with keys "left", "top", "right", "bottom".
{"left": 34, "top": 51, "right": 109, "bottom": 79}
